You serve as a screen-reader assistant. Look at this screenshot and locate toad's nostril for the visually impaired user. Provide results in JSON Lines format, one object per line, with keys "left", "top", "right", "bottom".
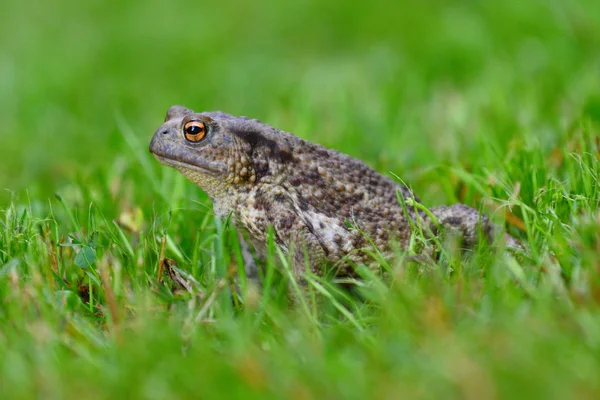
{"left": 161, "top": 129, "right": 169, "bottom": 135}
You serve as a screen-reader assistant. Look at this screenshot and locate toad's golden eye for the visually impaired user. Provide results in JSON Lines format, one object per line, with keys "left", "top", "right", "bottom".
{"left": 183, "top": 121, "right": 207, "bottom": 143}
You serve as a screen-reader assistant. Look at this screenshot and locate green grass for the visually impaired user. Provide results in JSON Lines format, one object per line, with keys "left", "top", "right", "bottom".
{"left": 1, "top": 0, "right": 600, "bottom": 398}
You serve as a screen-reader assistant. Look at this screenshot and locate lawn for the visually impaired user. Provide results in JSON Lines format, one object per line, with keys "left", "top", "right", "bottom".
{"left": 1, "top": 0, "right": 599, "bottom": 398}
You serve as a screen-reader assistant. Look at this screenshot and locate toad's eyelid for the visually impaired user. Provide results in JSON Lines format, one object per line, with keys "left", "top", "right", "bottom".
{"left": 183, "top": 116, "right": 209, "bottom": 125}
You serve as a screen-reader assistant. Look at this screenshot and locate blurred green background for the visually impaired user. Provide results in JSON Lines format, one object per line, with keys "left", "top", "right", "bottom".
{"left": 1, "top": 0, "right": 598, "bottom": 206}
{"left": 1, "top": 1, "right": 600, "bottom": 398}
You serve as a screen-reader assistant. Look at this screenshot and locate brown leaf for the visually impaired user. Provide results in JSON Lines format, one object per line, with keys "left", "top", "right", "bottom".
{"left": 163, "top": 258, "right": 194, "bottom": 294}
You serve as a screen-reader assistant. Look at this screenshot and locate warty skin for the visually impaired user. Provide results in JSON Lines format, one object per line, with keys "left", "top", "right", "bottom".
{"left": 150, "top": 105, "right": 521, "bottom": 279}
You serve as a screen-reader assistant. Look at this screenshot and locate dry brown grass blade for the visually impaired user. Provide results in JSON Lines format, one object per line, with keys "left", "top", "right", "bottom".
{"left": 99, "top": 257, "right": 120, "bottom": 340}
{"left": 504, "top": 209, "right": 526, "bottom": 232}
{"left": 157, "top": 235, "right": 167, "bottom": 283}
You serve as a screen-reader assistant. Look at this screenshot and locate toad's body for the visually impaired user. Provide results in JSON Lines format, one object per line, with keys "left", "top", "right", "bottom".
{"left": 150, "top": 106, "right": 519, "bottom": 277}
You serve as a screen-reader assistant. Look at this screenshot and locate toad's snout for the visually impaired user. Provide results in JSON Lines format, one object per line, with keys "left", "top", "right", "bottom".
{"left": 149, "top": 126, "right": 176, "bottom": 155}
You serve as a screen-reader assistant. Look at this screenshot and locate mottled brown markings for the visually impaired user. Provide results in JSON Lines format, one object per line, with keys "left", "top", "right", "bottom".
{"left": 302, "top": 218, "right": 330, "bottom": 256}
{"left": 254, "top": 160, "right": 270, "bottom": 180}
{"left": 289, "top": 177, "right": 302, "bottom": 186}
{"left": 278, "top": 215, "right": 296, "bottom": 231}
{"left": 231, "top": 128, "right": 294, "bottom": 163}
{"left": 296, "top": 194, "right": 309, "bottom": 211}
{"left": 444, "top": 217, "right": 462, "bottom": 226}
{"left": 253, "top": 190, "right": 270, "bottom": 212}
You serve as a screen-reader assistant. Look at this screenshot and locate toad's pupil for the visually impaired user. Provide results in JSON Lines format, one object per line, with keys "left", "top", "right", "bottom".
{"left": 187, "top": 125, "right": 203, "bottom": 135}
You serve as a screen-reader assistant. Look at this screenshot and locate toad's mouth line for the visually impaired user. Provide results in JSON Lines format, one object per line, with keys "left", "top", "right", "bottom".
{"left": 152, "top": 154, "right": 223, "bottom": 176}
